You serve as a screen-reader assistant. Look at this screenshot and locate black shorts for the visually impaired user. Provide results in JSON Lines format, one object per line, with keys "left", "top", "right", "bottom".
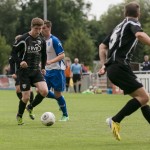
{"left": 15, "top": 77, "right": 20, "bottom": 86}
{"left": 73, "top": 74, "right": 81, "bottom": 83}
{"left": 19, "top": 68, "right": 45, "bottom": 91}
{"left": 106, "top": 63, "right": 143, "bottom": 94}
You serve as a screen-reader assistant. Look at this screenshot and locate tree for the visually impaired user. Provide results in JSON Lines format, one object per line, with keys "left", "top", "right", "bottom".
{"left": 96, "top": 0, "right": 150, "bottom": 63}
{"left": 64, "top": 28, "right": 95, "bottom": 67}
{"left": 0, "top": 35, "right": 11, "bottom": 74}
{"left": 0, "top": 0, "right": 19, "bottom": 44}
{"left": 86, "top": 19, "right": 106, "bottom": 60}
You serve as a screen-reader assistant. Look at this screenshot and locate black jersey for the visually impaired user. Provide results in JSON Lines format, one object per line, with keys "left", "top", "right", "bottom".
{"left": 103, "top": 17, "right": 143, "bottom": 66}
{"left": 11, "top": 33, "right": 47, "bottom": 70}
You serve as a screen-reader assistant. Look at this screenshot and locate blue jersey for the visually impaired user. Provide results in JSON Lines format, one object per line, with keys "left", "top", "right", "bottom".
{"left": 45, "top": 34, "right": 66, "bottom": 70}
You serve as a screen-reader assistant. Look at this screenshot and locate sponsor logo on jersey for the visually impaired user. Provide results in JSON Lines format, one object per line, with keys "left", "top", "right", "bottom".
{"left": 27, "top": 44, "right": 41, "bottom": 53}
{"left": 22, "top": 84, "right": 27, "bottom": 89}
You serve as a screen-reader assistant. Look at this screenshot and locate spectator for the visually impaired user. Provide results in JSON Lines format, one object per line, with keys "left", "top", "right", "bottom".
{"left": 81, "top": 62, "right": 88, "bottom": 73}
{"left": 141, "top": 55, "right": 150, "bottom": 71}
{"left": 65, "top": 59, "right": 72, "bottom": 92}
{"left": 71, "top": 58, "right": 82, "bottom": 93}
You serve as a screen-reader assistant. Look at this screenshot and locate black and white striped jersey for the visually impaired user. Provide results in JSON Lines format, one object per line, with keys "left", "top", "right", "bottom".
{"left": 102, "top": 17, "right": 143, "bottom": 66}
{"left": 11, "top": 33, "right": 47, "bottom": 70}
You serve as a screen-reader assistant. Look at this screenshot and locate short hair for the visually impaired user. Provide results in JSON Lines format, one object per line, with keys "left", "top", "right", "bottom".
{"left": 31, "top": 17, "right": 44, "bottom": 27}
{"left": 124, "top": 2, "right": 140, "bottom": 18}
{"left": 44, "top": 20, "right": 52, "bottom": 28}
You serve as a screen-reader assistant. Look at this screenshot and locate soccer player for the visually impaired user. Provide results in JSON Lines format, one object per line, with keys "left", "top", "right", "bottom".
{"left": 11, "top": 17, "right": 48, "bottom": 125}
{"left": 71, "top": 58, "right": 82, "bottom": 93}
{"left": 27, "top": 20, "right": 69, "bottom": 121}
{"left": 99, "top": 2, "right": 150, "bottom": 141}
{"left": 9, "top": 35, "right": 34, "bottom": 104}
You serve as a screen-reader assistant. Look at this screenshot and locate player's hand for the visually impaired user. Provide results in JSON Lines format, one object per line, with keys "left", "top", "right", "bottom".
{"left": 41, "top": 69, "right": 46, "bottom": 75}
{"left": 20, "top": 61, "right": 28, "bottom": 68}
{"left": 12, "top": 74, "right": 17, "bottom": 79}
{"left": 98, "top": 65, "right": 106, "bottom": 75}
{"left": 46, "top": 60, "right": 52, "bottom": 65}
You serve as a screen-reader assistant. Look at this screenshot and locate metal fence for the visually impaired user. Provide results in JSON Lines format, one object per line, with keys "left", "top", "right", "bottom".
{"left": 0, "top": 75, "right": 15, "bottom": 90}
{"left": 134, "top": 71, "right": 150, "bottom": 93}
{"left": 1, "top": 71, "right": 150, "bottom": 93}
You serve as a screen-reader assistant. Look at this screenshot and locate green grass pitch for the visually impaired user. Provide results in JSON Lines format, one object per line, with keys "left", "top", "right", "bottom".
{"left": 0, "top": 90, "right": 150, "bottom": 150}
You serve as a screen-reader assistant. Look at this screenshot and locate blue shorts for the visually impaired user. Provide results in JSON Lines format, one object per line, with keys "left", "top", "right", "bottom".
{"left": 45, "top": 70, "right": 66, "bottom": 92}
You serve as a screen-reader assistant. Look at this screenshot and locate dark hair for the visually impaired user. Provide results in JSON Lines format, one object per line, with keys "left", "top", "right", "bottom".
{"left": 124, "top": 2, "right": 140, "bottom": 18}
{"left": 44, "top": 20, "right": 52, "bottom": 28}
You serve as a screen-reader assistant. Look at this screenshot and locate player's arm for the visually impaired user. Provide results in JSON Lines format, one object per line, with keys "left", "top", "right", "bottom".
{"left": 11, "top": 39, "right": 24, "bottom": 66}
{"left": 99, "top": 43, "right": 108, "bottom": 66}
{"left": 47, "top": 53, "right": 65, "bottom": 65}
{"left": 9, "top": 56, "right": 17, "bottom": 79}
{"left": 135, "top": 32, "right": 150, "bottom": 46}
{"left": 98, "top": 43, "right": 108, "bottom": 75}
{"left": 47, "top": 37, "right": 65, "bottom": 65}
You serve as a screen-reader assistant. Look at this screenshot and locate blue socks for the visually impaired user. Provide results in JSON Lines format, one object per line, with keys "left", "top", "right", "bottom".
{"left": 47, "top": 91, "right": 55, "bottom": 99}
{"left": 56, "top": 96, "right": 68, "bottom": 117}
{"left": 47, "top": 91, "right": 68, "bottom": 117}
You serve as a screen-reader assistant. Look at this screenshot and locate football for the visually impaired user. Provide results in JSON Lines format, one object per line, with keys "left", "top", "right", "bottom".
{"left": 41, "top": 112, "right": 55, "bottom": 126}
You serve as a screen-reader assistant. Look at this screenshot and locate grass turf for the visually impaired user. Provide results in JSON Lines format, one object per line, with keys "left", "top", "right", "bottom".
{"left": 0, "top": 90, "right": 150, "bottom": 150}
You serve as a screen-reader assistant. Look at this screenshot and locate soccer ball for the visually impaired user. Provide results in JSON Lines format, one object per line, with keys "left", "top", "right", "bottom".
{"left": 41, "top": 112, "right": 55, "bottom": 126}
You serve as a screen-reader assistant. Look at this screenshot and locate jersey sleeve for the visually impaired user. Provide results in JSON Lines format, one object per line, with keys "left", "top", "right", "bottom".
{"left": 11, "top": 38, "right": 24, "bottom": 65}
{"left": 102, "top": 32, "right": 112, "bottom": 47}
{"left": 52, "top": 36, "right": 64, "bottom": 55}
{"left": 130, "top": 22, "right": 143, "bottom": 34}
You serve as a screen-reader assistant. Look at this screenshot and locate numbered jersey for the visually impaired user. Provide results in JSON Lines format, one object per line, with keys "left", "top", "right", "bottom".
{"left": 103, "top": 17, "right": 143, "bottom": 66}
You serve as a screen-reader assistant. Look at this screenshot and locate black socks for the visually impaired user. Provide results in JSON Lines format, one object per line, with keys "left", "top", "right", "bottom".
{"left": 17, "top": 100, "right": 26, "bottom": 117}
{"left": 141, "top": 105, "right": 150, "bottom": 124}
{"left": 112, "top": 98, "right": 141, "bottom": 123}
{"left": 28, "top": 93, "right": 45, "bottom": 109}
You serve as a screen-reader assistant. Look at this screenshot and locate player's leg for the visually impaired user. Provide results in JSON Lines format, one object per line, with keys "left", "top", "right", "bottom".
{"left": 27, "top": 81, "right": 48, "bottom": 109}
{"left": 54, "top": 91, "right": 69, "bottom": 121}
{"left": 17, "top": 90, "right": 30, "bottom": 125}
{"left": 44, "top": 72, "right": 56, "bottom": 99}
{"left": 16, "top": 70, "right": 31, "bottom": 125}
{"left": 29, "top": 87, "right": 34, "bottom": 103}
{"left": 130, "top": 88, "right": 150, "bottom": 123}
{"left": 15, "top": 85, "right": 22, "bottom": 100}
{"left": 50, "top": 70, "right": 69, "bottom": 121}
{"left": 26, "top": 70, "right": 48, "bottom": 120}
{"left": 15, "top": 77, "right": 22, "bottom": 100}
{"left": 106, "top": 64, "right": 149, "bottom": 140}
